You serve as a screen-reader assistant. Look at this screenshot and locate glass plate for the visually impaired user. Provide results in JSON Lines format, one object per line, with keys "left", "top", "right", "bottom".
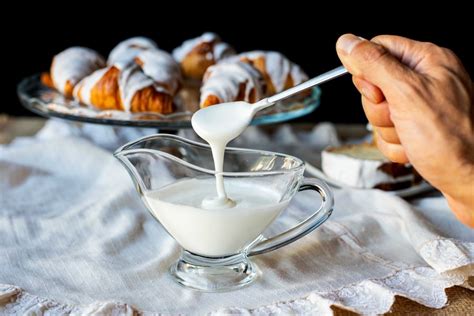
{"left": 17, "top": 74, "right": 321, "bottom": 129}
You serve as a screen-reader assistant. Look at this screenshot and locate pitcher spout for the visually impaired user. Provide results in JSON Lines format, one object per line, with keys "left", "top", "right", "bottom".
{"left": 113, "top": 134, "right": 216, "bottom": 196}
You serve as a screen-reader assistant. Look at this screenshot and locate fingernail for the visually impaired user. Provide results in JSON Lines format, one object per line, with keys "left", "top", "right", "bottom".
{"left": 337, "top": 34, "right": 364, "bottom": 55}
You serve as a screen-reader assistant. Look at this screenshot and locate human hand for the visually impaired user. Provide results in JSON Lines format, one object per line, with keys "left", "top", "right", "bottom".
{"left": 336, "top": 34, "right": 474, "bottom": 227}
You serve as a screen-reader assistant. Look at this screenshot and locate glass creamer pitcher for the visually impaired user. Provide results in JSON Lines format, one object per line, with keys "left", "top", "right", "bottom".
{"left": 114, "top": 134, "right": 333, "bottom": 292}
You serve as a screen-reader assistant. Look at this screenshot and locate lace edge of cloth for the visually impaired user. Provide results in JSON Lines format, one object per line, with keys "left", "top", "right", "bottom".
{"left": 1, "top": 239, "right": 473, "bottom": 315}
{"left": 419, "top": 238, "right": 474, "bottom": 273}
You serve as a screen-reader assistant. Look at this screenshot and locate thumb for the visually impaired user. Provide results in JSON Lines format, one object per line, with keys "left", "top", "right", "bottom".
{"left": 336, "top": 34, "right": 415, "bottom": 91}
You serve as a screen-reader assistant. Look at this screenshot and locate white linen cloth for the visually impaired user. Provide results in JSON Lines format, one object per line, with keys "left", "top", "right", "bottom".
{"left": 0, "top": 120, "right": 472, "bottom": 315}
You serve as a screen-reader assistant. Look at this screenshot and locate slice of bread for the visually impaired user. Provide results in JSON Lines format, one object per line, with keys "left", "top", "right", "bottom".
{"left": 322, "top": 143, "right": 421, "bottom": 190}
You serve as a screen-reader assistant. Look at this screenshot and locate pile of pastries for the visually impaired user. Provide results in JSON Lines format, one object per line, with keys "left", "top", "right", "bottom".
{"left": 41, "top": 33, "right": 309, "bottom": 114}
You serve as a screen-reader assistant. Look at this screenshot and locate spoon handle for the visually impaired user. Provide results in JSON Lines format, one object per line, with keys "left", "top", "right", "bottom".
{"left": 255, "top": 66, "right": 348, "bottom": 111}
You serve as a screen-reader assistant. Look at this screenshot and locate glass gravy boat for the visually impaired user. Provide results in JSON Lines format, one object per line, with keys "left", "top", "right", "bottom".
{"left": 114, "top": 134, "right": 333, "bottom": 291}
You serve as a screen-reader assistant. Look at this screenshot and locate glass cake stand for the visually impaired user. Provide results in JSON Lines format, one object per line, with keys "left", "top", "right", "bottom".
{"left": 17, "top": 74, "right": 321, "bottom": 129}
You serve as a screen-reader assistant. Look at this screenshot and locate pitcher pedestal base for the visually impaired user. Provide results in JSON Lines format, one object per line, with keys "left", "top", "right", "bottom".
{"left": 170, "top": 251, "right": 258, "bottom": 292}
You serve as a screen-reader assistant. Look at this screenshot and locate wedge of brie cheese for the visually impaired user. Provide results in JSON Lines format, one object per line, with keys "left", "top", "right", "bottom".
{"left": 322, "top": 143, "right": 420, "bottom": 190}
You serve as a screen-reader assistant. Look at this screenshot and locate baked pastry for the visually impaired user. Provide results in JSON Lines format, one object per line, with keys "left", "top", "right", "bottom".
{"left": 44, "top": 47, "right": 105, "bottom": 97}
{"left": 322, "top": 143, "right": 422, "bottom": 190}
{"left": 74, "top": 49, "right": 180, "bottom": 114}
{"left": 41, "top": 34, "right": 311, "bottom": 114}
{"left": 199, "top": 61, "right": 265, "bottom": 108}
{"left": 199, "top": 50, "right": 309, "bottom": 107}
{"left": 135, "top": 49, "right": 181, "bottom": 95}
{"left": 227, "top": 51, "right": 308, "bottom": 95}
{"left": 107, "top": 37, "right": 157, "bottom": 68}
{"left": 172, "top": 32, "right": 235, "bottom": 80}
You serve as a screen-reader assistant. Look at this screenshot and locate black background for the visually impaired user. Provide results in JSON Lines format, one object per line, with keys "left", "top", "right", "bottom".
{"left": 5, "top": 6, "right": 472, "bottom": 124}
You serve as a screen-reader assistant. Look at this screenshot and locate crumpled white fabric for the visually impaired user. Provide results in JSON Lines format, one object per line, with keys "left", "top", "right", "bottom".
{"left": 0, "top": 120, "right": 472, "bottom": 315}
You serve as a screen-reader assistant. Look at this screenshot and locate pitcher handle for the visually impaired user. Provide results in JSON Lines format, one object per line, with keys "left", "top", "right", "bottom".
{"left": 248, "top": 178, "right": 334, "bottom": 256}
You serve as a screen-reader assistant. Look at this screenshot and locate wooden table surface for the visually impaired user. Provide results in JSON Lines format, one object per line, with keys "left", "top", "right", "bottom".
{"left": 1, "top": 114, "right": 473, "bottom": 315}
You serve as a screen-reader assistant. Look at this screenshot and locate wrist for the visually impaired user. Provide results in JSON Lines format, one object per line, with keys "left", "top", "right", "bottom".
{"left": 445, "top": 195, "right": 474, "bottom": 227}
{"left": 442, "top": 163, "right": 474, "bottom": 227}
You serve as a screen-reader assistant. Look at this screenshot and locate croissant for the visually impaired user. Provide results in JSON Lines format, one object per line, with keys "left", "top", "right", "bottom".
{"left": 172, "top": 32, "right": 235, "bottom": 80}
{"left": 200, "top": 61, "right": 265, "bottom": 108}
{"left": 227, "top": 51, "right": 308, "bottom": 95}
{"left": 45, "top": 47, "right": 105, "bottom": 97}
{"left": 107, "top": 37, "right": 158, "bottom": 68}
{"left": 74, "top": 49, "right": 181, "bottom": 114}
{"left": 135, "top": 49, "right": 181, "bottom": 95}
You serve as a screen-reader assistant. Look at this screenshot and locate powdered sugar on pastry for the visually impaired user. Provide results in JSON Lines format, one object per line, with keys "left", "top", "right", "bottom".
{"left": 118, "top": 65, "right": 166, "bottom": 112}
{"left": 73, "top": 67, "right": 110, "bottom": 106}
{"left": 136, "top": 49, "right": 182, "bottom": 95}
{"left": 108, "top": 37, "right": 157, "bottom": 69}
{"left": 51, "top": 47, "right": 105, "bottom": 95}
{"left": 200, "top": 62, "right": 264, "bottom": 106}
{"left": 290, "top": 63, "right": 308, "bottom": 88}
{"left": 172, "top": 32, "right": 234, "bottom": 62}
{"left": 263, "top": 51, "right": 291, "bottom": 92}
{"left": 75, "top": 54, "right": 179, "bottom": 112}
{"left": 73, "top": 65, "right": 158, "bottom": 112}
{"left": 227, "top": 51, "right": 308, "bottom": 93}
{"left": 213, "top": 41, "right": 235, "bottom": 61}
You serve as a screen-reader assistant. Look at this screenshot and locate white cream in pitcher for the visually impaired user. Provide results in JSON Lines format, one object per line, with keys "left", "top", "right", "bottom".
{"left": 144, "top": 179, "right": 288, "bottom": 257}
{"left": 143, "top": 101, "right": 279, "bottom": 257}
